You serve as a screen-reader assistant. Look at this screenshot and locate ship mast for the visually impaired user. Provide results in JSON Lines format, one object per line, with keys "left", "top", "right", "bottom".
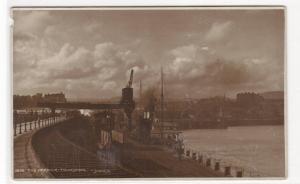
{"left": 160, "top": 66, "right": 164, "bottom": 138}
{"left": 140, "top": 80, "right": 142, "bottom": 106}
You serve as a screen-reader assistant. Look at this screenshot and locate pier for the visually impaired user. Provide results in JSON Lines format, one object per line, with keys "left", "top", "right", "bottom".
{"left": 14, "top": 109, "right": 257, "bottom": 178}
{"left": 14, "top": 115, "right": 224, "bottom": 178}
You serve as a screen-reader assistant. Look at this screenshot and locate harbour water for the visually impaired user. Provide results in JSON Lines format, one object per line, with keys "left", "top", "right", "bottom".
{"left": 182, "top": 125, "right": 285, "bottom": 177}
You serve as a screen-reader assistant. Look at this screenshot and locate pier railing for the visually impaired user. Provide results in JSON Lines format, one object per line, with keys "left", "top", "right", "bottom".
{"left": 13, "top": 112, "right": 67, "bottom": 137}
{"left": 182, "top": 147, "right": 266, "bottom": 177}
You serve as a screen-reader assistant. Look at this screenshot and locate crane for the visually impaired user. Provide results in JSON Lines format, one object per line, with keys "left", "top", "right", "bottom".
{"left": 127, "top": 69, "right": 134, "bottom": 88}
{"left": 121, "top": 69, "right": 135, "bottom": 131}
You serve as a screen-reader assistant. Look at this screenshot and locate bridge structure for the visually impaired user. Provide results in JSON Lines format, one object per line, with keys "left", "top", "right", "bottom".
{"left": 37, "top": 69, "right": 135, "bottom": 131}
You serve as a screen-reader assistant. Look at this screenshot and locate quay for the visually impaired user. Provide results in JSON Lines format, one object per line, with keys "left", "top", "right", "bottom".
{"left": 121, "top": 138, "right": 223, "bottom": 177}
{"left": 13, "top": 116, "right": 226, "bottom": 178}
{"left": 12, "top": 69, "right": 252, "bottom": 178}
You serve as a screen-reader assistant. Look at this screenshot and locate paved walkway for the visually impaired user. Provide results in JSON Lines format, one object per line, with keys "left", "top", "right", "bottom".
{"left": 14, "top": 131, "right": 51, "bottom": 178}
{"left": 32, "top": 119, "right": 137, "bottom": 178}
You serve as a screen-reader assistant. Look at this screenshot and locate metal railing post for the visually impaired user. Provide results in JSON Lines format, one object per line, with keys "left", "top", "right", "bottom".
{"left": 192, "top": 152, "right": 197, "bottom": 160}
{"left": 236, "top": 170, "right": 243, "bottom": 177}
{"left": 215, "top": 162, "right": 220, "bottom": 171}
{"left": 206, "top": 158, "right": 211, "bottom": 167}
{"left": 14, "top": 124, "right": 16, "bottom": 136}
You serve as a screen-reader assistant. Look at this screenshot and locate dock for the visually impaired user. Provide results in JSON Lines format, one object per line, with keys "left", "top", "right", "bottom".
{"left": 13, "top": 116, "right": 224, "bottom": 178}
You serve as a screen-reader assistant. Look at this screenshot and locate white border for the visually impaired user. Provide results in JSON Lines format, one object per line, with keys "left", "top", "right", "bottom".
{"left": 2, "top": 1, "right": 300, "bottom": 184}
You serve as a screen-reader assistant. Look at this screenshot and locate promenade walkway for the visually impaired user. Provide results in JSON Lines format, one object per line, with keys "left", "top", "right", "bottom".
{"left": 14, "top": 131, "right": 51, "bottom": 178}
{"left": 13, "top": 115, "right": 67, "bottom": 178}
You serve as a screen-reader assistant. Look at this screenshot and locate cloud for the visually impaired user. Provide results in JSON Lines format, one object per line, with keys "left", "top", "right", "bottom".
{"left": 13, "top": 33, "right": 55, "bottom": 73}
{"left": 84, "top": 22, "right": 103, "bottom": 33}
{"left": 13, "top": 40, "right": 154, "bottom": 98}
{"left": 12, "top": 9, "right": 284, "bottom": 99}
{"left": 201, "top": 46, "right": 209, "bottom": 51}
{"left": 14, "top": 33, "right": 37, "bottom": 42}
{"left": 165, "top": 44, "right": 216, "bottom": 81}
{"left": 161, "top": 43, "right": 282, "bottom": 97}
{"left": 205, "top": 21, "right": 234, "bottom": 42}
{"left": 14, "top": 11, "right": 52, "bottom": 35}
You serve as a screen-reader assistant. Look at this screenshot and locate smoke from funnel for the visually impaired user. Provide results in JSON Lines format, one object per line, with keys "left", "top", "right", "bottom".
{"left": 140, "top": 86, "right": 158, "bottom": 112}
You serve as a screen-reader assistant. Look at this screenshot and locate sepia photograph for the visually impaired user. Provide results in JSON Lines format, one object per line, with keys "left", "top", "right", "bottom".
{"left": 12, "top": 7, "right": 285, "bottom": 179}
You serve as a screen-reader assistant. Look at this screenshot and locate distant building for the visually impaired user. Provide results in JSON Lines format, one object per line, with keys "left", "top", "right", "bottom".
{"left": 43, "top": 92, "right": 67, "bottom": 103}
{"left": 13, "top": 95, "right": 33, "bottom": 109}
{"left": 13, "top": 92, "right": 67, "bottom": 109}
{"left": 32, "top": 93, "right": 43, "bottom": 103}
{"left": 236, "top": 92, "right": 264, "bottom": 108}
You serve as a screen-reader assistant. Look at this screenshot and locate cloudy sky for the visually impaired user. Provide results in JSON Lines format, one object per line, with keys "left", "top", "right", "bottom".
{"left": 13, "top": 8, "right": 284, "bottom": 100}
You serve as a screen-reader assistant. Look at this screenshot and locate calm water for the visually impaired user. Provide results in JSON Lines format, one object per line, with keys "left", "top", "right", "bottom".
{"left": 182, "top": 126, "right": 285, "bottom": 177}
